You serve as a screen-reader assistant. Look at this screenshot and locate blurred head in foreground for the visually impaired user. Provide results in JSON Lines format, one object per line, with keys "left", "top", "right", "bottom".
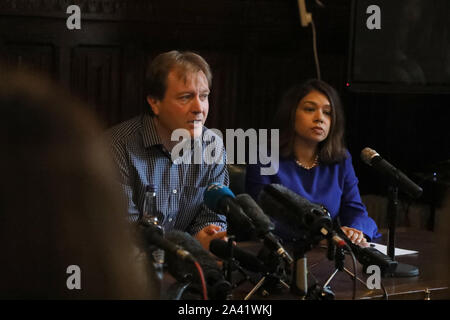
{"left": 0, "top": 68, "right": 156, "bottom": 299}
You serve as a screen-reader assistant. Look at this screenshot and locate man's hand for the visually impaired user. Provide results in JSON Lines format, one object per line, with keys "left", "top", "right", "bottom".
{"left": 194, "top": 224, "right": 227, "bottom": 251}
{"left": 341, "top": 226, "right": 369, "bottom": 247}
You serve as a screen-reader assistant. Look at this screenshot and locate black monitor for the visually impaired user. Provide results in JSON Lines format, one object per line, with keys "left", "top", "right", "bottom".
{"left": 347, "top": 0, "right": 450, "bottom": 93}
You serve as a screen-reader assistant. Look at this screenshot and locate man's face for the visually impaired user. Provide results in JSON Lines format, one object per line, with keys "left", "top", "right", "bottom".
{"left": 148, "top": 69, "right": 210, "bottom": 139}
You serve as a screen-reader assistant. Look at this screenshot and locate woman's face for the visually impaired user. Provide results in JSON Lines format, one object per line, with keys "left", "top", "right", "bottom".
{"left": 294, "top": 90, "right": 332, "bottom": 146}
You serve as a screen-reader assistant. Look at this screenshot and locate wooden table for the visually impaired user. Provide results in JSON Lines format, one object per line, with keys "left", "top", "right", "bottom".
{"left": 233, "top": 228, "right": 450, "bottom": 300}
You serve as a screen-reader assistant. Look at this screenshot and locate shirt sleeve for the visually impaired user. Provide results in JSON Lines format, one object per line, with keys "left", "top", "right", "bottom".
{"left": 107, "top": 136, "right": 141, "bottom": 222}
{"left": 187, "top": 149, "right": 229, "bottom": 235}
{"left": 339, "top": 153, "right": 381, "bottom": 241}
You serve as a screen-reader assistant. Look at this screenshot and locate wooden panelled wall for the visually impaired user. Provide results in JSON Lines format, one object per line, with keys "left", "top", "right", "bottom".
{"left": 1, "top": 0, "right": 448, "bottom": 196}
{"left": 0, "top": 0, "right": 348, "bottom": 131}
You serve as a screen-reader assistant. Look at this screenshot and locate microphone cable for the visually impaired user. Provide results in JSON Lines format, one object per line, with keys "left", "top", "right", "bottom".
{"left": 344, "top": 243, "right": 358, "bottom": 300}
{"left": 326, "top": 228, "right": 357, "bottom": 299}
{"left": 380, "top": 279, "right": 388, "bottom": 300}
{"left": 311, "top": 18, "right": 321, "bottom": 80}
{"left": 319, "top": 235, "right": 357, "bottom": 299}
{"left": 193, "top": 260, "right": 208, "bottom": 300}
{"left": 343, "top": 244, "right": 389, "bottom": 300}
{"left": 324, "top": 237, "right": 388, "bottom": 300}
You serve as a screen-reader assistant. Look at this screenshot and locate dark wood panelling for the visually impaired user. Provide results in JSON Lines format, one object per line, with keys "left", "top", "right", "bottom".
{"left": 0, "top": 0, "right": 349, "bottom": 130}
{"left": 70, "top": 46, "right": 122, "bottom": 127}
{"left": 0, "top": 0, "right": 448, "bottom": 197}
{"left": 200, "top": 50, "right": 241, "bottom": 133}
{"left": 0, "top": 43, "right": 56, "bottom": 75}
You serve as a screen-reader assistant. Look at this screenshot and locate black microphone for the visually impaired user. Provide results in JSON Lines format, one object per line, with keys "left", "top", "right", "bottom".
{"left": 165, "top": 231, "right": 232, "bottom": 300}
{"left": 138, "top": 218, "right": 194, "bottom": 262}
{"left": 257, "top": 183, "right": 334, "bottom": 244}
{"left": 210, "top": 239, "right": 268, "bottom": 273}
{"left": 235, "top": 194, "right": 294, "bottom": 265}
{"left": 334, "top": 224, "right": 398, "bottom": 276}
{"left": 235, "top": 194, "right": 274, "bottom": 232}
{"left": 258, "top": 184, "right": 348, "bottom": 297}
{"left": 203, "top": 183, "right": 257, "bottom": 240}
{"left": 361, "top": 147, "right": 423, "bottom": 199}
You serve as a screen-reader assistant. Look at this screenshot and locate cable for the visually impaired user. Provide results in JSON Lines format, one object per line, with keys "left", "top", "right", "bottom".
{"left": 311, "top": 18, "right": 321, "bottom": 80}
{"left": 344, "top": 243, "right": 358, "bottom": 300}
{"left": 193, "top": 260, "right": 208, "bottom": 300}
{"left": 314, "top": 0, "right": 325, "bottom": 7}
{"left": 380, "top": 280, "right": 389, "bottom": 300}
{"left": 323, "top": 235, "right": 387, "bottom": 300}
{"left": 344, "top": 246, "right": 389, "bottom": 300}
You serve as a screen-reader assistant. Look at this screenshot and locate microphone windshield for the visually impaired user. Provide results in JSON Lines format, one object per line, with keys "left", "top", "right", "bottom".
{"left": 204, "top": 184, "right": 256, "bottom": 241}
{"left": 360, "top": 147, "right": 379, "bottom": 165}
{"left": 258, "top": 184, "right": 332, "bottom": 242}
{"left": 165, "top": 231, "right": 219, "bottom": 281}
{"left": 165, "top": 231, "right": 231, "bottom": 300}
{"left": 235, "top": 193, "right": 274, "bottom": 234}
{"left": 203, "top": 183, "right": 235, "bottom": 212}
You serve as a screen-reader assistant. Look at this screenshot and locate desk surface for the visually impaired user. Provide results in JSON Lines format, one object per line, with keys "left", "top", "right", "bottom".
{"left": 234, "top": 228, "right": 450, "bottom": 300}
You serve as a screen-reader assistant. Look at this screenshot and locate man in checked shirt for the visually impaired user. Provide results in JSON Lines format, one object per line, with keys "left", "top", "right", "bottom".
{"left": 106, "top": 51, "right": 228, "bottom": 250}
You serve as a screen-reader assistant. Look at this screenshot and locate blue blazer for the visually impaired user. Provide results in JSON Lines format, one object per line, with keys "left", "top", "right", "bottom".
{"left": 245, "top": 151, "right": 380, "bottom": 242}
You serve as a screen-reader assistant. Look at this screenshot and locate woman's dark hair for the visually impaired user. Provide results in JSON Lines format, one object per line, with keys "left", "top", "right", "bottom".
{"left": 274, "top": 79, "right": 347, "bottom": 164}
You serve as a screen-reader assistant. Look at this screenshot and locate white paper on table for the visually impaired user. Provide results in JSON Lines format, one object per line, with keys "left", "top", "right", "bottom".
{"left": 368, "top": 243, "right": 418, "bottom": 256}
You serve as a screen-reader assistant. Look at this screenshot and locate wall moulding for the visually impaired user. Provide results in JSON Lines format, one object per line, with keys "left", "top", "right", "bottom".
{"left": 0, "top": 0, "right": 297, "bottom": 26}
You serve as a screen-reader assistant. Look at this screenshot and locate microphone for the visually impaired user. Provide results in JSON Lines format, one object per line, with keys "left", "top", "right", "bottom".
{"left": 165, "top": 231, "right": 232, "bottom": 300}
{"left": 235, "top": 193, "right": 274, "bottom": 233}
{"left": 258, "top": 184, "right": 348, "bottom": 297}
{"left": 210, "top": 239, "right": 267, "bottom": 273}
{"left": 334, "top": 225, "right": 398, "bottom": 276}
{"left": 257, "top": 183, "right": 334, "bottom": 244}
{"left": 235, "top": 194, "right": 294, "bottom": 265}
{"left": 203, "top": 183, "right": 257, "bottom": 240}
{"left": 360, "top": 147, "right": 423, "bottom": 199}
{"left": 138, "top": 218, "right": 194, "bottom": 262}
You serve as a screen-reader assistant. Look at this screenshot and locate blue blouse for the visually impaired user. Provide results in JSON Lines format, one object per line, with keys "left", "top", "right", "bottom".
{"left": 245, "top": 152, "right": 380, "bottom": 241}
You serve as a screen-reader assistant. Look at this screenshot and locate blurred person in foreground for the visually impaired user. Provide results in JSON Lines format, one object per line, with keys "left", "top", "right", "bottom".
{"left": 0, "top": 68, "right": 157, "bottom": 299}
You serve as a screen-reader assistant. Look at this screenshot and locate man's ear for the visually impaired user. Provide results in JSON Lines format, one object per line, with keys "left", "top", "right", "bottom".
{"left": 146, "top": 96, "right": 160, "bottom": 116}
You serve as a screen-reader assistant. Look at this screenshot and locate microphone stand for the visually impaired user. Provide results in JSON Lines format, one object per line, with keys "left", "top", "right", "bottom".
{"left": 289, "top": 239, "right": 335, "bottom": 300}
{"left": 244, "top": 272, "right": 290, "bottom": 300}
{"left": 323, "top": 267, "right": 368, "bottom": 290}
{"left": 291, "top": 241, "right": 309, "bottom": 298}
{"left": 224, "top": 236, "right": 235, "bottom": 284}
{"left": 322, "top": 242, "right": 355, "bottom": 298}
{"left": 243, "top": 247, "right": 290, "bottom": 300}
{"left": 326, "top": 240, "right": 345, "bottom": 276}
{"left": 222, "top": 236, "right": 255, "bottom": 297}
{"left": 385, "top": 186, "right": 419, "bottom": 277}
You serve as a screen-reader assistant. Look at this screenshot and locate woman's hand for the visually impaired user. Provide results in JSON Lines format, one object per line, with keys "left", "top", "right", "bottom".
{"left": 341, "top": 226, "right": 369, "bottom": 247}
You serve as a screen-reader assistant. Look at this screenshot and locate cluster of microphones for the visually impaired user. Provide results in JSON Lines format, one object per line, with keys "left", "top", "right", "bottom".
{"left": 136, "top": 148, "right": 421, "bottom": 300}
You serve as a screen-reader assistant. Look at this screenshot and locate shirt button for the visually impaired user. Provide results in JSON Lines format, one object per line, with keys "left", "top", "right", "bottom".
{"left": 172, "top": 189, "right": 177, "bottom": 194}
